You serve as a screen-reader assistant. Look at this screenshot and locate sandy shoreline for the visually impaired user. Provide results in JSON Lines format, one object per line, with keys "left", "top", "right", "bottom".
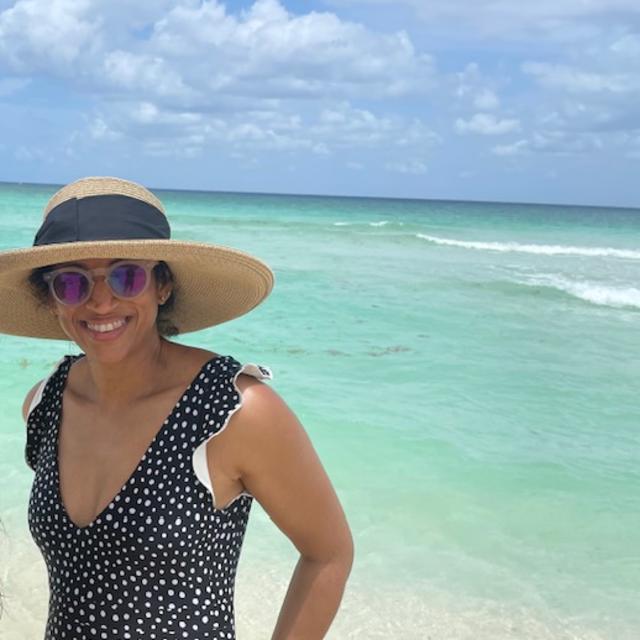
{"left": 0, "top": 537, "right": 625, "bottom": 640}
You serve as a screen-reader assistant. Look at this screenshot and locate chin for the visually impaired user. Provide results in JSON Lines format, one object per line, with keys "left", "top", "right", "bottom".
{"left": 59, "top": 317, "right": 160, "bottom": 361}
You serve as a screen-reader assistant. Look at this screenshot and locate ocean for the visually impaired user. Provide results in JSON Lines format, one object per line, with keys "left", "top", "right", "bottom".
{"left": 0, "top": 182, "right": 638, "bottom": 639}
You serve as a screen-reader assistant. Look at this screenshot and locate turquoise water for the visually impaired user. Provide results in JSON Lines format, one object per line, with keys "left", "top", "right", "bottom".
{"left": 0, "top": 182, "right": 639, "bottom": 639}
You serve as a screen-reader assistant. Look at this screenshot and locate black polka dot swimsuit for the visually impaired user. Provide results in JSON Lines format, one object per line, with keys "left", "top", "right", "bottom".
{"left": 25, "top": 353, "right": 272, "bottom": 640}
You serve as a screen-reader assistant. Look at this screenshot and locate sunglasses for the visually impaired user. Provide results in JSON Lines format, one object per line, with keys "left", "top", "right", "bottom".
{"left": 43, "top": 260, "right": 159, "bottom": 306}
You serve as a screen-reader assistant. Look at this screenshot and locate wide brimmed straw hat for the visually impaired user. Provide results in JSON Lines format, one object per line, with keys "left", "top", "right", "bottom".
{"left": 0, "top": 177, "right": 274, "bottom": 339}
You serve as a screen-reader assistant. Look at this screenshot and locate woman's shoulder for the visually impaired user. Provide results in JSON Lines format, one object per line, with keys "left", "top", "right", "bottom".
{"left": 172, "top": 344, "right": 272, "bottom": 381}
{"left": 171, "top": 344, "right": 220, "bottom": 369}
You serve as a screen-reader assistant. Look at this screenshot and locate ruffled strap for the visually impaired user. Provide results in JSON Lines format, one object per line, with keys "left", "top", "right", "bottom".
{"left": 192, "top": 359, "right": 273, "bottom": 511}
{"left": 25, "top": 356, "right": 70, "bottom": 471}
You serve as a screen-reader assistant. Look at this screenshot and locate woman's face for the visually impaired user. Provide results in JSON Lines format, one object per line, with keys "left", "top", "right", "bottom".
{"left": 48, "top": 258, "right": 172, "bottom": 363}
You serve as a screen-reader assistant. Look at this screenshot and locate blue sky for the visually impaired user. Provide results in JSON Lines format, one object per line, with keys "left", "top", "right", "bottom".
{"left": 1, "top": 0, "right": 639, "bottom": 206}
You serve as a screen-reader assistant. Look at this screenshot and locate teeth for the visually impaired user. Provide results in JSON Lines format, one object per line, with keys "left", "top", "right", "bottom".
{"left": 86, "top": 319, "right": 126, "bottom": 333}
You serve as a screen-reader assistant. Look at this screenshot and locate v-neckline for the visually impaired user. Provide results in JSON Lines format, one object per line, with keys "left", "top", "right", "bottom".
{"left": 53, "top": 353, "right": 224, "bottom": 530}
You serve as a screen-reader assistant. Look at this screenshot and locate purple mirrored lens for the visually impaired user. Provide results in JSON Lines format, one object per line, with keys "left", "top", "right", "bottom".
{"left": 53, "top": 272, "right": 90, "bottom": 305}
{"left": 109, "top": 264, "right": 148, "bottom": 298}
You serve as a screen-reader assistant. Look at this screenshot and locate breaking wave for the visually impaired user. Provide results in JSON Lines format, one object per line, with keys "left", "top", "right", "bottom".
{"left": 519, "top": 274, "right": 640, "bottom": 309}
{"left": 333, "top": 220, "right": 402, "bottom": 227}
{"left": 417, "top": 234, "right": 640, "bottom": 260}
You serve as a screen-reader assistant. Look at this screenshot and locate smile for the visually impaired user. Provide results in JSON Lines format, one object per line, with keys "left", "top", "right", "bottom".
{"left": 81, "top": 317, "right": 130, "bottom": 336}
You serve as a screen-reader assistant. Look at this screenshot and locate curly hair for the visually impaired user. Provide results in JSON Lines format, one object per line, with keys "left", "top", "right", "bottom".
{"left": 28, "top": 261, "right": 179, "bottom": 337}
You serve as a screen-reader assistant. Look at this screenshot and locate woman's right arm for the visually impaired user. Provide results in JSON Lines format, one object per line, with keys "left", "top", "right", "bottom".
{"left": 22, "top": 381, "right": 44, "bottom": 422}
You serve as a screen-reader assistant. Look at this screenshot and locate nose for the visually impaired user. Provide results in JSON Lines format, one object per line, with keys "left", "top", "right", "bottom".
{"left": 85, "top": 276, "right": 117, "bottom": 310}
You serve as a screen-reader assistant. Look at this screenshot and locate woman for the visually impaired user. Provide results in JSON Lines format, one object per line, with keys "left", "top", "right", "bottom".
{"left": 0, "top": 177, "right": 353, "bottom": 640}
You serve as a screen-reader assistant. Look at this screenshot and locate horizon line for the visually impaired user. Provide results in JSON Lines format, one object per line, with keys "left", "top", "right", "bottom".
{"left": 1, "top": 179, "right": 639, "bottom": 213}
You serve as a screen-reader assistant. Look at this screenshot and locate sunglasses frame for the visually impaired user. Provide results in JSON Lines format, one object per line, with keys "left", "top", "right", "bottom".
{"left": 43, "top": 260, "right": 160, "bottom": 306}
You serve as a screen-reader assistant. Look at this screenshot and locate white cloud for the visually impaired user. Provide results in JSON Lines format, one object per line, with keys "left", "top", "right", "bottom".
{"left": 453, "top": 63, "right": 503, "bottom": 113}
{"left": 15, "top": 144, "right": 52, "bottom": 162}
{"left": 0, "top": 0, "right": 434, "bottom": 102}
{"left": 312, "top": 103, "right": 438, "bottom": 149}
{"left": 328, "top": 0, "right": 640, "bottom": 40}
{"left": 518, "top": 31, "right": 640, "bottom": 154}
{"left": 610, "top": 34, "right": 640, "bottom": 57}
{"left": 89, "top": 117, "right": 122, "bottom": 141}
{"left": 2, "top": 0, "right": 636, "bottom": 189}
{"left": 455, "top": 62, "right": 481, "bottom": 98}
{"left": 0, "top": 76, "right": 30, "bottom": 96}
{"left": 492, "top": 140, "right": 529, "bottom": 156}
{"left": 455, "top": 113, "right": 521, "bottom": 135}
{"left": 386, "top": 159, "right": 427, "bottom": 175}
{"left": 474, "top": 89, "right": 500, "bottom": 110}
{"left": 0, "top": 0, "right": 437, "bottom": 163}
{"left": 0, "top": 0, "right": 99, "bottom": 72}
{"left": 146, "top": 0, "right": 434, "bottom": 101}
{"left": 325, "top": 2, "right": 640, "bottom": 163}
{"left": 530, "top": 130, "right": 604, "bottom": 154}
{"left": 85, "top": 99, "right": 436, "bottom": 160}
{"left": 492, "top": 131, "right": 605, "bottom": 157}
{"left": 102, "top": 50, "right": 198, "bottom": 101}
{"left": 523, "top": 62, "right": 636, "bottom": 94}
{"left": 128, "top": 102, "right": 203, "bottom": 126}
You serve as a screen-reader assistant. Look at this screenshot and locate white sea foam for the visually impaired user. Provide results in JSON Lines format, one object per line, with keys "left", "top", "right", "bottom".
{"left": 519, "top": 274, "right": 640, "bottom": 309}
{"left": 417, "top": 234, "right": 640, "bottom": 260}
{"left": 334, "top": 220, "right": 402, "bottom": 227}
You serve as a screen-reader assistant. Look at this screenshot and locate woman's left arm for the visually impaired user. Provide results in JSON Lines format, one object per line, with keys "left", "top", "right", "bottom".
{"left": 230, "top": 375, "right": 354, "bottom": 640}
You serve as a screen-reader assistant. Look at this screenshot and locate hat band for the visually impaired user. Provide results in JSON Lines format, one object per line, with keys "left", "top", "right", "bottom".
{"left": 33, "top": 195, "right": 171, "bottom": 246}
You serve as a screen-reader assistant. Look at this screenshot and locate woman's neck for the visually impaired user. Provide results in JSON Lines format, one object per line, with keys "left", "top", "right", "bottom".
{"left": 75, "top": 336, "right": 173, "bottom": 410}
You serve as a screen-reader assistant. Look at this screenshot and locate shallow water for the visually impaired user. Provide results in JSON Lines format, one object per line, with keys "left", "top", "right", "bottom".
{"left": 1, "top": 183, "right": 639, "bottom": 638}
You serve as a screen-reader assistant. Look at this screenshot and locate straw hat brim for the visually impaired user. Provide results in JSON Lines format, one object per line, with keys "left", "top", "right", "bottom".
{"left": 0, "top": 239, "right": 274, "bottom": 340}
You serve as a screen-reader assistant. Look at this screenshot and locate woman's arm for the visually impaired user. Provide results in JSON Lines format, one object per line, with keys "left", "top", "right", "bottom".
{"left": 228, "top": 375, "right": 354, "bottom": 639}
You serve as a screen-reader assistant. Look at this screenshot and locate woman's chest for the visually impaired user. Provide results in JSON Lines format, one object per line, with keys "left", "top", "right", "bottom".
{"left": 58, "top": 405, "right": 167, "bottom": 527}
{"left": 56, "top": 390, "right": 207, "bottom": 529}
{"left": 29, "top": 404, "right": 217, "bottom": 548}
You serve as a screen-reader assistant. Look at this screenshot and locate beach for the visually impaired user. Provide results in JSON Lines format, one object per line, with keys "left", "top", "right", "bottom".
{"left": 1, "top": 183, "right": 639, "bottom": 639}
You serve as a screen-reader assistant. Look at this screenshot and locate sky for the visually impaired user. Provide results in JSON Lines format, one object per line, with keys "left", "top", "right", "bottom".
{"left": 1, "top": 0, "right": 640, "bottom": 207}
